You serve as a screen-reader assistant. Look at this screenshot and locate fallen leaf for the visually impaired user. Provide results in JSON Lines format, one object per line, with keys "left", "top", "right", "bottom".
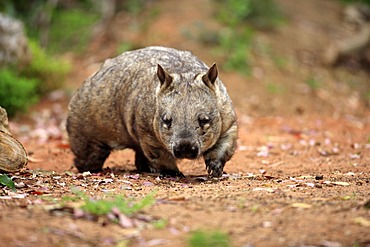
{"left": 143, "top": 181, "right": 154, "bottom": 186}
{"left": 280, "top": 143, "right": 292, "bottom": 150}
{"left": 30, "top": 190, "right": 44, "bottom": 195}
{"left": 0, "top": 174, "right": 16, "bottom": 191}
{"left": 0, "top": 196, "right": 13, "bottom": 200}
{"left": 318, "top": 149, "right": 338, "bottom": 157}
{"left": 128, "top": 174, "right": 140, "bottom": 179}
{"left": 319, "top": 240, "right": 342, "bottom": 247}
{"left": 262, "top": 221, "right": 273, "bottom": 228}
{"left": 238, "top": 145, "right": 250, "bottom": 151}
{"left": 118, "top": 212, "right": 134, "bottom": 228}
{"left": 331, "top": 181, "right": 350, "bottom": 186}
{"left": 252, "top": 187, "right": 276, "bottom": 193}
{"left": 82, "top": 171, "right": 92, "bottom": 177}
{"left": 166, "top": 196, "right": 187, "bottom": 201}
{"left": 323, "top": 181, "right": 350, "bottom": 186}
{"left": 343, "top": 172, "right": 355, "bottom": 176}
{"left": 305, "top": 183, "right": 315, "bottom": 187}
{"left": 296, "top": 175, "right": 315, "bottom": 179}
{"left": 351, "top": 143, "right": 361, "bottom": 149}
{"left": 256, "top": 146, "right": 269, "bottom": 157}
{"left": 353, "top": 217, "right": 370, "bottom": 227}
{"left": 341, "top": 195, "right": 351, "bottom": 200}
{"left": 349, "top": 153, "right": 361, "bottom": 159}
{"left": 145, "top": 239, "right": 168, "bottom": 246}
{"left": 56, "top": 142, "right": 70, "bottom": 149}
{"left": 27, "top": 156, "right": 44, "bottom": 163}
{"left": 290, "top": 203, "right": 312, "bottom": 209}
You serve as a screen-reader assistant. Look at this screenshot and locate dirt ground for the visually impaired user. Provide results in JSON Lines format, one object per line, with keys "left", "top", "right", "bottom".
{"left": 1, "top": 0, "right": 370, "bottom": 246}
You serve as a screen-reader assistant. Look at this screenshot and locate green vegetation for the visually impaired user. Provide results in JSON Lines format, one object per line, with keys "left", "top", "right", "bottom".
{"left": 152, "top": 219, "right": 168, "bottom": 229}
{"left": 217, "top": 29, "right": 253, "bottom": 74}
{"left": 304, "top": 77, "right": 322, "bottom": 91}
{"left": 0, "top": 41, "right": 70, "bottom": 116}
{"left": 339, "top": 0, "right": 370, "bottom": 6}
{"left": 188, "top": 230, "right": 231, "bottom": 247}
{"left": 215, "top": 0, "right": 284, "bottom": 29}
{"left": 212, "top": 0, "right": 284, "bottom": 74}
{"left": 24, "top": 41, "right": 71, "bottom": 94}
{"left": 68, "top": 189, "right": 155, "bottom": 216}
{"left": 0, "top": 174, "right": 16, "bottom": 192}
{"left": 0, "top": 0, "right": 100, "bottom": 54}
{"left": 365, "top": 90, "right": 370, "bottom": 106}
{"left": 266, "top": 82, "right": 285, "bottom": 94}
{"left": 0, "top": 69, "right": 39, "bottom": 117}
{"left": 0, "top": 2, "right": 74, "bottom": 116}
{"left": 119, "top": 0, "right": 149, "bottom": 15}
{"left": 117, "top": 42, "right": 136, "bottom": 55}
{"left": 48, "top": 9, "right": 99, "bottom": 54}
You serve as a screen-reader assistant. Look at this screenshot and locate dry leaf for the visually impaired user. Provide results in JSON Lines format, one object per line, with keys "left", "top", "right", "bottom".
{"left": 331, "top": 181, "right": 350, "bottom": 186}
{"left": 252, "top": 187, "right": 275, "bottom": 193}
{"left": 27, "top": 156, "right": 44, "bottom": 163}
{"left": 353, "top": 217, "right": 370, "bottom": 227}
{"left": 324, "top": 181, "right": 350, "bottom": 186}
{"left": 166, "top": 196, "right": 187, "bottom": 201}
{"left": 290, "top": 203, "right": 312, "bottom": 209}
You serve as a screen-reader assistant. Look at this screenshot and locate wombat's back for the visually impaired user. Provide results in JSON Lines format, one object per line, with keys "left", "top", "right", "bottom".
{"left": 69, "top": 47, "right": 210, "bottom": 112}
{"left": 111, "top": 46, "right": 208, "bottom": 74}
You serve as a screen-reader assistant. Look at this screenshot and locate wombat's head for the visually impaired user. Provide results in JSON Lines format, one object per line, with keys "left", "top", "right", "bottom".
{"left": 153, "top": 64, "right": 223, "bottom": 160}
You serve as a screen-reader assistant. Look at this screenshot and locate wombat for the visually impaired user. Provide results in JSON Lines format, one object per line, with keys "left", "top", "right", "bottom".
{"left": 67, "top": 46, "right": 237, "bottom": 177}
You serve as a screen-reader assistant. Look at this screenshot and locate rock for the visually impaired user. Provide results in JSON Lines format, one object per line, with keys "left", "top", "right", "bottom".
{"left": 0, "top": 13, "right": 30, "bottom": 67}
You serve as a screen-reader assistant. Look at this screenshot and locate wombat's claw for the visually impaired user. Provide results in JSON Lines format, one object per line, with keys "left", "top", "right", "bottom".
{"left": 206, "top": 160, "right": 223, "bottom": 177}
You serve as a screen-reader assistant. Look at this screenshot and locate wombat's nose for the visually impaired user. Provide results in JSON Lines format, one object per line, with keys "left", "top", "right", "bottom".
{"left": 173, "top": 141, "right": 199, "bottom": 159}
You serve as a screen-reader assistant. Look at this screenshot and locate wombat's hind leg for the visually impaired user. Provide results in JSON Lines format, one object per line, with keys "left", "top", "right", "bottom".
{"left": 71, "top": 140, "right": 111, "bottom": 173}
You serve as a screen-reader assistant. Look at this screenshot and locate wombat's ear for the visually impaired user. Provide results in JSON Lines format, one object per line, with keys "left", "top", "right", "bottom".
{"left": 202, "top": 63, "right": 218, "bottom": 88}
{"left": 157, "top": 64, "right": 172, "bottom": 90}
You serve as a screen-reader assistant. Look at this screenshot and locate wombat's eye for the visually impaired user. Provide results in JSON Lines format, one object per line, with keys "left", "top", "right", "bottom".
{"left": 162, "top": 114, "right": 172, "bottom": 128}
{"left": 198, "top": 114, "right": 210, "bottom": 128}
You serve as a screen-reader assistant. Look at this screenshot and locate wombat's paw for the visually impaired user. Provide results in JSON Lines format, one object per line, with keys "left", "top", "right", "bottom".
{"left": 75, "top": 160, "right": 104, "bottom": 174}
{"left": 159, "top": 169, "right": 185, "bottom": 178}
{"left": 77, "top": 167, "right": 103, "bottom": 173}
{"left": 206, "top": 160, "right": 224, "bottom": 177}
{"left": 136, "top": 162, "right": 158, "bottom": 174}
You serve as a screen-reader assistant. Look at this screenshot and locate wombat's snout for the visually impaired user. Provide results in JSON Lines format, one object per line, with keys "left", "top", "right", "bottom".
{"left": 173, "top": 140, "right": 199, "bottom": 159}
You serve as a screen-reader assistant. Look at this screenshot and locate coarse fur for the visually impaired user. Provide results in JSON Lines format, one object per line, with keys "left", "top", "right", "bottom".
{"left": 67, "top": 46, "right": 238, "bottom": 177}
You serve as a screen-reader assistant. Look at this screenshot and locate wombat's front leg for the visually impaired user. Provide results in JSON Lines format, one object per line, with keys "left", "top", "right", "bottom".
{"left": 204, "top": 123, "right": 238, "bottom": 177}
{"left": 135, "top": 149, "right": 158, "bottom": 173}
{"left": 139, "top": 143, "right": 184, "bottom": 177}
{"left": 152, "top": 151, "right": 185, "bottom": 177}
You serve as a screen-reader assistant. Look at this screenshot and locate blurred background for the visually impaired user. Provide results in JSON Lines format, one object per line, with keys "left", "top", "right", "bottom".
{"left": 0, "top": 0, "right": 370, "bottom": 121}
